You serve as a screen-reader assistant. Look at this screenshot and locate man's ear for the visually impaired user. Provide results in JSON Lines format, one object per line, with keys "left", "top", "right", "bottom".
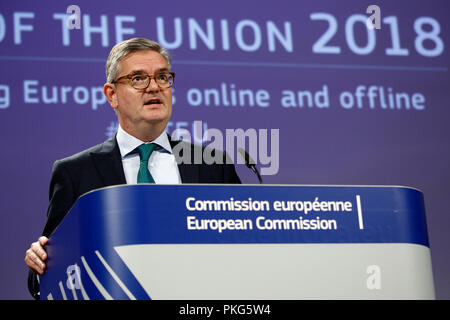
{"left": 104, "top": 83, "right": 118, "bottom": 110}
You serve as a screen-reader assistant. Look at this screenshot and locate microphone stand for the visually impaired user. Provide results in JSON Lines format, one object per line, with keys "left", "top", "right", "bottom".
{"left": 238, "top": 148, "right": 263, "bottom": 184}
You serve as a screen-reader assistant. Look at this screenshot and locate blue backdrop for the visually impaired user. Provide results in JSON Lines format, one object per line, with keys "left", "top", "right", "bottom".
{"left": 1, "top": 0, "right": 449, "bottom": 299}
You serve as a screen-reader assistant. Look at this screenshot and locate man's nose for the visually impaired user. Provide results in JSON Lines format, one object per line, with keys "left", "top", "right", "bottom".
{"left": 146, "top": 76, "right": 160, "bottom": 92}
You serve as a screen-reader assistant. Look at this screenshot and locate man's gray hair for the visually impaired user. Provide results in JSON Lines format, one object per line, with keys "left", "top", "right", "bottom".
{"left": 105, "top": 37, "right": 171, "bottom": 84}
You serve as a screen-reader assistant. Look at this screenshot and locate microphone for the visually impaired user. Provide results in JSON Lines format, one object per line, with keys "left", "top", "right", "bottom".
{"left": 238, "top": 148, "right": 263, "bottom": 184}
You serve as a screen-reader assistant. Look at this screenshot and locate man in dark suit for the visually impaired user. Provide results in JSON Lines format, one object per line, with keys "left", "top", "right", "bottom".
{"left": 24, "top": 38, "right": 241, "bottom": 299}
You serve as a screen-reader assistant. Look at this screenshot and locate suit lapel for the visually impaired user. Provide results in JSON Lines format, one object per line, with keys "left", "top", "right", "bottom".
{"left": 90, "top": 134, "right": 199, "bottom": 185}
{"left": 91, "top": 136, "right": 127, "bottom": 186}
{"left": 168, "top": 134, "right": 199, "bottom": 183}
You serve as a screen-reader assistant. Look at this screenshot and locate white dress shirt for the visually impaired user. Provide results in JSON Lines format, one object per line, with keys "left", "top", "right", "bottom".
{"left": 116, "top": 125, "right": 181, "bottom": 184}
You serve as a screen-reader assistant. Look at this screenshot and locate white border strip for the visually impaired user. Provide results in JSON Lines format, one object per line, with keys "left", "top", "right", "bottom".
{"left": 81, "top": 256, "right": 113, "bottom": 300}
{"left": 74, "top": 263, "right": 90, "bottom": 300}
{"left": 67, "top": 268, "right": 78, "bottom": 300}
{"left": 58, "top": 281, "right": 67, "bottom": 300}
{"left": 95, "top": 250, "right": 136, "bottom": 300}
{"left": 356, "top": 195, "right": 364, "bottom": 230}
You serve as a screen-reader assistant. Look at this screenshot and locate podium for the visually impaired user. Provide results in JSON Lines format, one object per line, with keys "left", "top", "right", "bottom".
{"left": 40, "top": 184, "right": 435, "bottom": 300}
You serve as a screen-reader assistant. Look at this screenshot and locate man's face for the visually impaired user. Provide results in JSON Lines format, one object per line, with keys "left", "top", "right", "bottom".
{"left": 107, "top": 50, "right": 173, "bottom": 137}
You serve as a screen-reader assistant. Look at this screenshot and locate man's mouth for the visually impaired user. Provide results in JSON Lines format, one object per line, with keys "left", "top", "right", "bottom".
{"left": 144, "top": 98, "right": 162, "bottom": 106}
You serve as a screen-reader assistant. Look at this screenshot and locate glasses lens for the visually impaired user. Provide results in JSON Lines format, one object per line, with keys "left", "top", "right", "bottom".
{"left": 155, "top": 73, "right": 174, "bottom": 88}
{"left": 131, "top": 75, "right": 149, "bottom": 89}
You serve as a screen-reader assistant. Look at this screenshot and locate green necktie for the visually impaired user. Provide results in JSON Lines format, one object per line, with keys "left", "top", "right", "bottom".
{"left": 137, "top": 143, "right": 156, "bottom": 183}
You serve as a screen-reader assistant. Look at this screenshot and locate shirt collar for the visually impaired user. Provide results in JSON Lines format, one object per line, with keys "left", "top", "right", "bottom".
{"left": 116, "top": 125, "right": 173, "bottom": 159}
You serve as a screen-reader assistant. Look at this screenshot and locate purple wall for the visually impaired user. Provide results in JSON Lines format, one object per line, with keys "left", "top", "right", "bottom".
{"left": 1, "top": 0, "right": 449, "bottom": 299}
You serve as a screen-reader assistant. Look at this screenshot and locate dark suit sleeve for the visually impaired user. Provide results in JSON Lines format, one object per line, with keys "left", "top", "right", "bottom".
{"left": 42, "top": 160, "right": 78, "bottom": 237}
{"left": 28, "top": 160, "right": 78, "bottom": 299}
{"left": 201, "top": 147, "right": 242, "bottom": 184}
{"left": 222, "top": 151, "right": 241, "bottom": 184}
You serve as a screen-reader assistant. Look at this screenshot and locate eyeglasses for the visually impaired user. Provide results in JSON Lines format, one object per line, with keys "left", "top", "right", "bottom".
{"left": 112, "top": 72, "right": 175, "bottom": 90}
